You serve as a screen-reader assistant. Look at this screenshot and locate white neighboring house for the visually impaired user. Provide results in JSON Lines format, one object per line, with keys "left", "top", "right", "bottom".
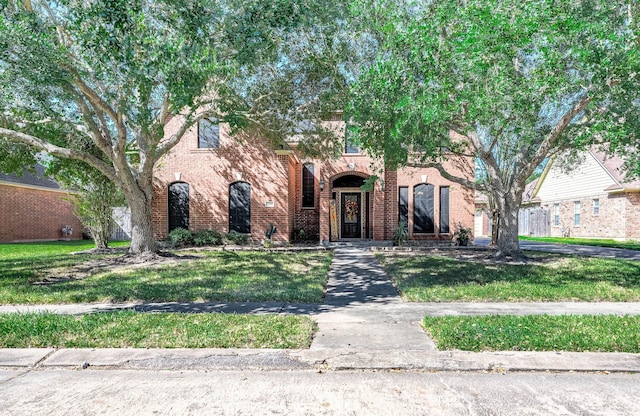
{"left": 522, "top": 149, "right": 640, "bottom": 240}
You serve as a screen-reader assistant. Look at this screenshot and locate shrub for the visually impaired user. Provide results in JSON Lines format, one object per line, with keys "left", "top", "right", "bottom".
{"left": 393, "top": 221, "right": 409, "bottom": 246}
{"left": 168, "top": 228, "right": 194, "bottom": 247}
{"left": 193, "top": 229, "right": 223, "bottom": 246}
{"left": 224, "top": 230, "right": 249, "bottom": 245}
{"left": 452, "top": 223, "right": 472, "bottom": 246}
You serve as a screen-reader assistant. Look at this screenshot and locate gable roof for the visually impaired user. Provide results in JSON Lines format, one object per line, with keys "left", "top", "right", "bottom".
{"left": 0, "top": 164, "right": 61, "bottom": 190}
{"left": 589, "top": 149, "right": 640, "bottom": 191}
{"left": 526, "top": 148, "right": 640, "bottom": 203}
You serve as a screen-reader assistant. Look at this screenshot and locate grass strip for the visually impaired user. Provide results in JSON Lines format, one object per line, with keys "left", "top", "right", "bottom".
{"left": 378, "top": 252, "right": 640, "bottom": 302}
{"left": 423, "top": 315, "right": 640, "bottom": 353}
{"left": 519, "top": 236, "right": 640, "bottom": 251}
{"left": 0, "top": 312, "right": 315, "bottom": 349}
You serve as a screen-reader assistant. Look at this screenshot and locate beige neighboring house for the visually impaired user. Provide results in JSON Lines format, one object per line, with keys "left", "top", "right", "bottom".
{"left": 522, "top": 149, "right": 640, "bottom": 240}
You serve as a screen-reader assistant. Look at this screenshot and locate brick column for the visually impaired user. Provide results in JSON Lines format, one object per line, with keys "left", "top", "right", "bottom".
{"left": 372, "top": 183, "right": 385, "bottom": 240}
{"left": 383, "top": 170, "right": 398, "bottom": 240}
{"left": 319, "top": 179, "right": 330, "bottom": 243}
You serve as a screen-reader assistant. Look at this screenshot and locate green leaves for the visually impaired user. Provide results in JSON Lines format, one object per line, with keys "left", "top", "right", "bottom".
{"left": 349, "top": 0, "right": 640, "bottom": 167}
{"left": 347, "top": 0, "right": 640, "bottom": 255}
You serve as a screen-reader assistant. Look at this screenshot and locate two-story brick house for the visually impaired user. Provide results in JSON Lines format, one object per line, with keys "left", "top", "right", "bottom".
{"left": 152, "top": 116, "right": 475, "bottom": 244}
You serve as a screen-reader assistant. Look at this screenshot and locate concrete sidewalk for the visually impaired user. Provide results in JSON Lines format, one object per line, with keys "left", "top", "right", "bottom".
{"left": 1, "top": 247, "right": 640, "bottom": 373}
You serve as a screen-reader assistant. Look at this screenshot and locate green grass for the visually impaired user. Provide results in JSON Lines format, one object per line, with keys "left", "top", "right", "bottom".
{"left": 377, "top": 252, "right": 640, "bottom": 302}
{"left": 0, "top": 312, "right": 315, "bottom": 348}
{"left": 520, "top": 236, "right": 640, "bottom": 251}
{"left": 0, "top": 242, "right": 332, "bottom": 304}
{"left": 423, "top": 315, "right": 640, "bottom": 352}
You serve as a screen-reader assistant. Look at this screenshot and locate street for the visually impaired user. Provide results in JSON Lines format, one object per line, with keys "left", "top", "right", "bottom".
{"left": 1, "top": 368, "right": 638, "bottom": 415}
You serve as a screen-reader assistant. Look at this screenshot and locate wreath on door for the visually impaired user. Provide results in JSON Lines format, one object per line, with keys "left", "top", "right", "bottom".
{"left": 345, "top": 199, "right": 359, "bottom": 222}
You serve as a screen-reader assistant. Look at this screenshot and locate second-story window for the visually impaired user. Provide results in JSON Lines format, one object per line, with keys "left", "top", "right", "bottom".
{"left": 345, "top": 128, "right": 359, "bottom": 154}
{"left": 198, "top": 118, "right": 220, "bottom": 149}
{"left": 302, "top": 163, "right": 315, "bottom": 208}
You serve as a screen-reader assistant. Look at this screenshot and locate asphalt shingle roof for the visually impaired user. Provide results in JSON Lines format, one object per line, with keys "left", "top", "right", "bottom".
{"left": 0, "top": 164, "right": 60, "bottom": 190}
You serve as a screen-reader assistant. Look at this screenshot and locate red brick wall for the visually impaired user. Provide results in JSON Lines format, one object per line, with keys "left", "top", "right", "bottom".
{"left": 283, "top": 154, "right": 297, "bottom": 240}
{"left": 395, "top": 162, "right": 475, "bottom": 240}
{"left": 383, "top": 171, "right": 398, "bottom": 240}
{"left": 0, "top": 184, "right": 82, "bottom": 242}
{"left": 310, "top": 152, "right": 474, "bottom": 242}
{"left": 153, "top": 118, "right": 291, "bottom": 243}
{"left": 154, "top": 117, "right": 475, "bottom": 244}
{"left": 291, "top": 158, "right": 320, "bottom": 240}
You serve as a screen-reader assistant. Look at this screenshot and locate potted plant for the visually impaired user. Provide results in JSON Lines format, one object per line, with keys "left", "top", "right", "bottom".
{"left": 452, "top": 224, "right": 472, "bottom": 246}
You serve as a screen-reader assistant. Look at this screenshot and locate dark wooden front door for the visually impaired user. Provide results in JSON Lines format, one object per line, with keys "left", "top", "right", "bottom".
{"left": 341, "top": 193, "right": 361, "bottom": 238}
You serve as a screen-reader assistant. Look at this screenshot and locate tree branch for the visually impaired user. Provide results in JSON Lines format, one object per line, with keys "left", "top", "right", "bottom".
{"left": 528, "top": 93, "right": 592, "bottom": 170}
{"left": 155, "top": 109, "right": 220, "bottom": 157}
{"left": 66, "top": 86, "right": 114, "bottom": 157}
{"left": 406, "top": 160, "right": 485, "bottom": 191}
{"left": 65, "top": 66, "right": 119, "bottom": 123}
{"left": 0, "top": 127, "right": 117, "bottom": 181}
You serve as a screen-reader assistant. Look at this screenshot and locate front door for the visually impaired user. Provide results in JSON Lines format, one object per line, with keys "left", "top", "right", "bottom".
{"left": 341, "top": 193, "right": 361, "bottom": 238}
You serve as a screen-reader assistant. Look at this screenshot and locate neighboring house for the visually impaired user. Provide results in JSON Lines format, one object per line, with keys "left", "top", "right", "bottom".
{"left": 474, "top": 190, "right": 491, "bottom": 238}
{"left": 0, "top": 164, "right": 82, "bottom": 242}
{"left": 521, "top": 149, "right": 640, "bottom": 239}
{"left": 152, "top": 116, "right": 476, "bottom": 243}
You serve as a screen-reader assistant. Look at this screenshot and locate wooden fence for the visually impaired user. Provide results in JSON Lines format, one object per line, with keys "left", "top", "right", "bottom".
{"left": 518, "top": 207, "right": 550, "bottom": 237}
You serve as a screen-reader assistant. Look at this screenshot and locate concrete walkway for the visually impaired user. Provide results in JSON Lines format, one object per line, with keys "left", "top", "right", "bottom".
{"left": 310, "top": 248, "right": 436, "bottom": 351}
{"left": 2, "top": 246, "right": 640, "bottom": 372}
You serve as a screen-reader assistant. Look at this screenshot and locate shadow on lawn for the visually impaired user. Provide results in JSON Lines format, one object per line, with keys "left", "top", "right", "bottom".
{"left": 1, "top": 251, "right": 331, "bottom": 304}
{"left": 382, "top": 253, "right": 640, "bottom": 300}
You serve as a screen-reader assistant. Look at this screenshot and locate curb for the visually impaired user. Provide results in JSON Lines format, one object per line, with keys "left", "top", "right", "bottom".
{"left": 2, "top": 348, "right": 639, "bottom": 373}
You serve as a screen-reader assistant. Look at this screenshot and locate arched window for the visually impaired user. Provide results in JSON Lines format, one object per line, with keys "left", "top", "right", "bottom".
{"left": 333, "top": 175, "right": 365, "bottom": 188}
{"left": 413, "top": 183, "right": 434, "bottom": 233}
{"left": 168, "top": 182, "right": 190, "bottom": 232}
{"left": 229, "top": 181, "right": 251, "bottom": 233}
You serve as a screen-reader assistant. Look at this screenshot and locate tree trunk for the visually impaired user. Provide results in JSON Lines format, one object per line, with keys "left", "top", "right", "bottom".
{"left": 121, "top": 176, "right": 158, "bottom": 255}
{"left": 495, "top": 190, "right": 523, "bottom": 258}
{"left": 91, "top": 194, "right": 113, "bottom": 250}
{"left": 128, "top": 197, "right": 157, "bottom": 254}
{"left": 92, "top": 227, "right": 109, "bottom": 249}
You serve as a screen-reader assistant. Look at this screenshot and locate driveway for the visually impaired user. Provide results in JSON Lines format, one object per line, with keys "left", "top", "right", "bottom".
{"left": 474, "top": 237, "right": 640, "bottom": 260}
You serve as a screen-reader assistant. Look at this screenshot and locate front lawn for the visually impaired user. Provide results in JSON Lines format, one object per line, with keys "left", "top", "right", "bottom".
{"left": 0, "top": 242, "right": 332, "bottom": 304}
{"left": 0, "top": 312, "right": 315, "bottom": 349}
{"left": 377, "top": 251, "right": 640, "bottom": 302}
{"left": 519, "top": 236, "right": 640, "bottom": 251}
{"left": 423, "top": 315, "right": 640, "bottom": 353}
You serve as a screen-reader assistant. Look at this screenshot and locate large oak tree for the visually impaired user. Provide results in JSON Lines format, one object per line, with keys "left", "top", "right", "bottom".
{"left": 347, "top": 0, "right": 640, "bottom": 257}
{"left": 0, "top": 0, "right": 339, "bottom": 254}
